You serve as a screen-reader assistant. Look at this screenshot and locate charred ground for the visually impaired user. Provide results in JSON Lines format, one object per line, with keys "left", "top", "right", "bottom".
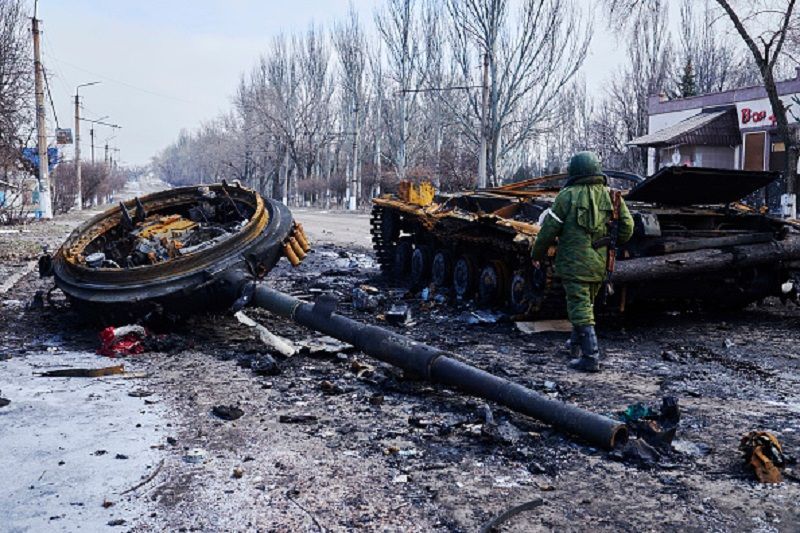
{"left": 1, "top": 211, "right": 799, "bottom": 531}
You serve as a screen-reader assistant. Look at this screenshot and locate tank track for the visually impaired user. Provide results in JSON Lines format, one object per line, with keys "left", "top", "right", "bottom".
{"left": 370, "top": 205, "right": 395, "bottom": 272}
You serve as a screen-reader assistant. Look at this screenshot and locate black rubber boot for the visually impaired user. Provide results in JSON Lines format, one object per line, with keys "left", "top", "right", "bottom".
{"left": 562, "top": 327, "right": 581, "bottom": 358}
{"left": 568, "top": 325, "right": 600, "bottom": 372}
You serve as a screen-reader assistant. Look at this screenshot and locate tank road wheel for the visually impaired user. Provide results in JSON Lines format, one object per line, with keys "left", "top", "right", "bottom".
{"left": 509, "top": 271, "right": 533, "bottom": 314}
{"left": 411, "top": 245, "right": 433, "bottom": 286}
{"left": 431, "top": 249, "right": 453, "bottom": 288}
{"left": 453, "top": 255, "right": 478, "bottom": 299}
{"left": 393, "top": 240, "right": 413, "bottom": 276}
{"left": 478, "top": 260, "right": 511, "bottom": 306}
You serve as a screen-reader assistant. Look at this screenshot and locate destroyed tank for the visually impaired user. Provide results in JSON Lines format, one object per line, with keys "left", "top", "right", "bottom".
{"left": 371, "top": 167, "right": 800, "bottom": 316}
{"left": 41, "top": 182, "right": 628, "bottom": 449}
{"left": 47, "top": 181, "right": 310, "bottom": 319}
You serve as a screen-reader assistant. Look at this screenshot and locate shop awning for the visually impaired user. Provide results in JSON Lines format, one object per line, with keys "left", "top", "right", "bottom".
{"left": 629, "top": 108, "right": 740, "bottom": 148}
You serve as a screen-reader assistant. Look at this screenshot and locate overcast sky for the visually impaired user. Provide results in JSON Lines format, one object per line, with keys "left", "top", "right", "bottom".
{"left": 37, "top": 0, "right": 652, "bottom": 166}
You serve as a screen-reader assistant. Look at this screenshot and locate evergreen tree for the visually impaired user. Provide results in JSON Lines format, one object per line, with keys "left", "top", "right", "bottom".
{"left": 679, "top": 58, "right": 697, "bottom": 97}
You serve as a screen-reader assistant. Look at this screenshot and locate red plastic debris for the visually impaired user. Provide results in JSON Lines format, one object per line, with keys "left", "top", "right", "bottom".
{"left": 98, "top": 325, "right": 147, "bottom": 357}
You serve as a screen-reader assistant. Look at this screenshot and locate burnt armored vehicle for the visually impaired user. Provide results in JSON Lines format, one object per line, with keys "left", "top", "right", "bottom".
{"left": 371, "top": 167, "right": 800, "bottom": 316}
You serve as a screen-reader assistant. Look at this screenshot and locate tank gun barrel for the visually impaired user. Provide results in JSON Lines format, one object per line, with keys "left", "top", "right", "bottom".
{"left": 249, "top": 284, "right": 628, "bottom": 450}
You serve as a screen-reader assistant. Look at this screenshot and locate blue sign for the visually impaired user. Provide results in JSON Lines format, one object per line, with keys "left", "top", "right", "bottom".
{"left": 21, "top": 147, "right": 59, "bottom": 172}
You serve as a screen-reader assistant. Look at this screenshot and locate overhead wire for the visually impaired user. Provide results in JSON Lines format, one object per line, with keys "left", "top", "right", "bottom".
{"left": 42, "top": 66, "right": 60, "bottom": 129}
{"left": 43, "top": 49, "right": 196, "bottom": 105}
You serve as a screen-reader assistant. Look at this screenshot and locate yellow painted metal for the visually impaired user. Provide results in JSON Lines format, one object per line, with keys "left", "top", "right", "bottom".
{"left": 284, "top": 243, "right": 301, "bottom": 266}
{"left": 137, "top": 215, "right": 198, "bottom": 240}
{"left": 397, "top": 180, "right": 436, "bottom": 206}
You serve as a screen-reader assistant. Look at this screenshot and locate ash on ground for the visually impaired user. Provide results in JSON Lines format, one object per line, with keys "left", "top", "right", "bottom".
{"left": 2, "top": 219, "right": 799, "bottom": 532}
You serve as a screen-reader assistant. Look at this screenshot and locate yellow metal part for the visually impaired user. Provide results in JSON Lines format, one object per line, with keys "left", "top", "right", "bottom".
{"left": 294, "top": 223, "right": 311, "bottom": 252}
{"left": 284, "top": 243, "right": 301, "bottom": 266}
{"left": 138, "top": 215, "right": 197, "bottom": 240}
{"left": 397, "top": 180, "right": 436, "bottom": 207}
{"left": 283, "top": 222, "right": 312, "bottom": 267}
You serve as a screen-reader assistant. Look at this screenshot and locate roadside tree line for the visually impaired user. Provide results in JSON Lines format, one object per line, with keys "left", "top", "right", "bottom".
{"left": 153, "top": 0, "right": 796, "bottom": 208}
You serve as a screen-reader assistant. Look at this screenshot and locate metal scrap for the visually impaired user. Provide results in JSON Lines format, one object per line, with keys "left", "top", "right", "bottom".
{"left": 37, "top": 364, "right": 125, "bottom": 378}
{"left": 234, "top": 311, "right": 297, "bottom": 357}
{"left": 740, "top": 431, "right": 786, "bottom": 483}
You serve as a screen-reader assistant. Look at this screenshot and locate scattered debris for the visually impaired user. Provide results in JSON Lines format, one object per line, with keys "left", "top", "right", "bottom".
{"left": 319, "top": 380, "right": 345, "bottom": 395}
{"left": 297, "top": 336, "right": 352, "bottom": 357}
{"left": 609, "top": 438, "right": 662, "bottom": 469}
{"left": 671, "top": 439, "right": 712, "bottom": 457}
{"left": 234, "top": 311, "right": 297, "bottom": 357}
{"left": 37, "top": 364, "right": 125, "bottom": 378}
{"left": 232, "top": 467, "right": 245, "bottom": 479}
{"left": 237, "top": 353, "right": 281, "bottom": 376}
{"left": 619, "top": 396, "right": 680, "bottom": 450}
{"left": 460, "top": 310, "right": 503, "bottom": 324}
{"left": 183, "top": 449, "right": 206, "bottom": 464}
{"left": 352, "top": 285, "right": 383, "bottom": 310}
{"left": 279, "top": 414, "right": 319, "bottom": 424}
{"left": 98, "top": 325, "right": 147, "bottom": 357}
{"left": 385, "top": 303, "right": 410, "bottom": 325}
{"left": 480, "top": 405, "right": 523, "bottom": 445}
{"left": 740, "top": 431, "right": 785, "bottom": 483}
{"left": 212, "top": 405, "right": 244, "bottom": 421}
{"left": 516, "top": 320, "right": 572, "bottom": 334}
{"left": 107, "top": 519, "right": 126, "bottom": 527}
{"left": 479, "top": 498, "right": 544, "bottom": 533}
{"left": 0, "top": 394, "right": 9, "bottom": 408}
{"left": 120, "top": 459, "right": 165, "bottom": 494}
{"left": 350, "top": 360, "right": 375, "bottom": 379}
{"left": 128, "top": 389, "right": 154, "bottom": 398}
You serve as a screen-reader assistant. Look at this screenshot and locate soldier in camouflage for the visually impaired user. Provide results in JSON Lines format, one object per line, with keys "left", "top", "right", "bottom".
{"left": 531, "top": 152, "right": 634, "bottom": 372}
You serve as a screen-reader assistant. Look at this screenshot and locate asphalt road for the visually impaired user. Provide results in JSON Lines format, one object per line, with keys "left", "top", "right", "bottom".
{"left": 291, "top": 208, "right": 373, "bottom": 249}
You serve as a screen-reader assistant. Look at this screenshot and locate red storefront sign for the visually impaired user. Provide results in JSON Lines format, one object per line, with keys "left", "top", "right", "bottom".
{"left": 741, "top": 107, "right": 776, "bottom": 126}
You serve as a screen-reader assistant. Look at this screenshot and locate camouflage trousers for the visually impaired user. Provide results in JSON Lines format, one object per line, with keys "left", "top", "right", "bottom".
{"left": 562, "top": 280, "right": 601, "bottom": 326}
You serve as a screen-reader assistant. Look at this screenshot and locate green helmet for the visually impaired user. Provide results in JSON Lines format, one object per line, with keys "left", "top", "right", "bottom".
{"left": 567, "top": 151, "right": 604, "bottom": 181}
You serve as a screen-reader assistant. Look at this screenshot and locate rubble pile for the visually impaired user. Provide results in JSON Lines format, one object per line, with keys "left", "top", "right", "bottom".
{"left": 82, "top": 187, "right": 251, "bottom": 269}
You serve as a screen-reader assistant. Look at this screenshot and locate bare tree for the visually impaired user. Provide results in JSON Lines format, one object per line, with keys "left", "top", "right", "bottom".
{"left": 375, "top": 0, "right": 425, "bottom": 181}
{"left": 601, "top": 0, "right": 674, "bottom": 173}
{"left": 0, "top": 0, "right": 34, "bottom": 204}
{"left": 716, "top": 0, "right": 798, "bottom": 215}
{"left": 334, "top": 6, "right": 367, "bottom": 208}
{"left": 678, "top": 0, "right": 738, "bottom": 94}
{"left": 446, "top": 0, "right": 591, "bottom": 185}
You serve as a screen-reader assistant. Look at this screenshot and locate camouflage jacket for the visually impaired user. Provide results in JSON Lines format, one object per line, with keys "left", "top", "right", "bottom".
{"left": 530, "top": 175, "right": 634, "bottom": 282}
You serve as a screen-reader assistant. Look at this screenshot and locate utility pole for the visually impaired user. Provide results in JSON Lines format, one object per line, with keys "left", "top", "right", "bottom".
{"left": 74, "top": 93, "right": 80, "bottom": 209}
{"left": 74, "top": 81, "right": 100, "bottom": 210}
{"left": 31, "top": 13, "right": 52, "bottom": 218}
{"left": 478, "top": 52, "right": 489, "bottom": 189}
{"left": 349, "top": 101, "right": 360, "bottom": 211}
{"left": 90, "top": 127, "right": 95, "bottom": 164}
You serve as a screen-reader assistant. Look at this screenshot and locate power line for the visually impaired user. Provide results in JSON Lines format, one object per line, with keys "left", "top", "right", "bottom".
{"left": 44, "top": 51, "right": 196, "bottom": 105}
{"left": 42, "top": 65, "right": 60, "bottom": 129}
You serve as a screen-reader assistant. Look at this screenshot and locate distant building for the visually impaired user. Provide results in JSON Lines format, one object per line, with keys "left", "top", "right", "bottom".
{"left": 630, "top": 68, "right": 800, "bottom": 215}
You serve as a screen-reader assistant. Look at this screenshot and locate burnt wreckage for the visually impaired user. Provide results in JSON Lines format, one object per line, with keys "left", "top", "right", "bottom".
{"left": 44, "top": 182, "right": 628, "bottom": 450}
{"left": 371, "top": 167, "right": 800, "bottom": 315}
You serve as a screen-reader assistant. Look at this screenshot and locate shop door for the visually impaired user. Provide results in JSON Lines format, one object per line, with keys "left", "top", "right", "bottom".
{"left": 743, "top": 132, "right": 766, "bottom": 171}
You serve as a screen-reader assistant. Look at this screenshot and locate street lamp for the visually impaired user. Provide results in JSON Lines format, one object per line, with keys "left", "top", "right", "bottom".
{"left": 75, "top": 81, "right": 100, "bottom": 210}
